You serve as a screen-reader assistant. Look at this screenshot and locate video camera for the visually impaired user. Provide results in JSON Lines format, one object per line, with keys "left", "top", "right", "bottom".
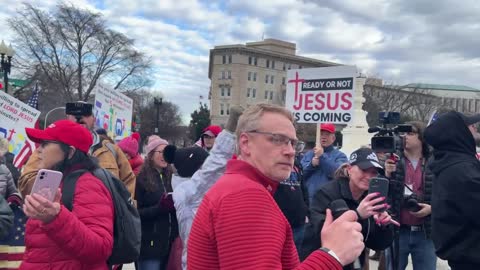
{"left": 65, "top": 102, "right": 93, "bottom": 123}
{"left": 368, "top": 112, "right": 412, "bottom": 154}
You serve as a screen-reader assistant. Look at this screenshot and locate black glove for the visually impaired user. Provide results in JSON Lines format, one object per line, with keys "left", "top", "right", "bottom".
{"left": 158, "top": 193, "right": 175, "bottom": 212}
{"left": 225, "top": 106, "right": 244, "bottom": 133}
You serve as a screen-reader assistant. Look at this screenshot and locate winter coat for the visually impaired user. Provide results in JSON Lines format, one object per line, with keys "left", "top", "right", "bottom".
{"left": 129, "top": 154, "right": 144, "bottom": 176}
{"left": 424, "top": 111, "right": 480, "bottom": 267}
{"left": 135, "top": 169, "right": 178, "bottom": 260}
{"left": 0, "top": 196, "right": 13, "bottom": 239}
{"left": 301, "top": 178, "right": 394, "bottom": 270}
{"left": 301, "top": 145, "right": 348, "bottom": 202}
{"left": 19, "top": 136, "right": 136, "bottom": 198}
{"left": 0, "top": 164, "right": 18, "bottom": 198}
{"left": 173, "top": 130, "right": 236, "bottom": 269}
{"left": 20, "top": 171, "right": 114, "bottom": 270}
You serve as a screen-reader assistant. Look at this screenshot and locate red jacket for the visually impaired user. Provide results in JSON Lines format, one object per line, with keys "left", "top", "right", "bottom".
{"left": 129, "top": 154, "right": 144, "bottom": 176}
{"left": 187, "top": 159, "right": 342, "bottom": 270}
{"left": 20, "top": 172, "right": 114, "bottom": 270}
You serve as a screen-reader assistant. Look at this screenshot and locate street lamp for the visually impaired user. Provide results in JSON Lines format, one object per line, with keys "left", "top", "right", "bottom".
{"left": 0, "top": 40, "right": 14, "bottom": 94}
{"left": 152, "top": 91, "right": 164, "bottom": 134}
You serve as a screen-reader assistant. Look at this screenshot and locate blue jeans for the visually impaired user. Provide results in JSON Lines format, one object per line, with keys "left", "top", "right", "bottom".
{"left": 137, "top": 259, "right": 164, "bottom": 270}
{"left": 385, "top": 227, "right": 437, "bottom": 270}
{"left": 292, "top": 224, "right": 305, "bottom": 253}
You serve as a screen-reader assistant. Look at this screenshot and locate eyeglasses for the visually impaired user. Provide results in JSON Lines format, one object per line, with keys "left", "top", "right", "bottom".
{"left": 246, "top": 130, "right": 298, "bottom": 148}
{"left": 152, "top": 150, "right": 164, "bottom": 154}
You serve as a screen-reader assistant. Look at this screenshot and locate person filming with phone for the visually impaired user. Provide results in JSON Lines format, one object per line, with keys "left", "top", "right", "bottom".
{"left": 19, "top": 120, "right": 114, "bottom": 269}
{"left": 383, "top": 121, "right": 436, "bottom": 270}
{"left": 301, "top": 147, "right": 397, "bottom": 270}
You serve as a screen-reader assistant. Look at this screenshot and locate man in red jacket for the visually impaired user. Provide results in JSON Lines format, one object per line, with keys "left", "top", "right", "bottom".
{"left": 188, "top": 104, "right": 364, "bottom": 270}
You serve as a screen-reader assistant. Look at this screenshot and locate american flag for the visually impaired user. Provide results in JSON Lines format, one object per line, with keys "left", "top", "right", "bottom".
{"left": 13, "top": 84, "right": 41, "bottom": 168}
{"left": 0, "top": 205, "right": 27, "bottom": 270}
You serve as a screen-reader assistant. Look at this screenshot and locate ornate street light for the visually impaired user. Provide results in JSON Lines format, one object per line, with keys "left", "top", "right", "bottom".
{"left": 0, "top": 40, "right": 15, "bottom": 94}
{"left": 152, "top": 91, "right": 164, "bottom": 134}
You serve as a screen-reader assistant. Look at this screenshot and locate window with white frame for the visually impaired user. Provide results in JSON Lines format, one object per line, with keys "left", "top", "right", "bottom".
{"left": 266, "top": 60, "right": 270, "bottom": 68}
{"left": 248, "top": 72, "right": 251, "bottom": 81}
{"left": 220, "top": 104, "right": 225, "bottom": 115}
{"left": 272, "top": 61, "right": 275, "bottom": 69}
{"left": 222, "top": 55, "right": 226, "bottom": 64}
{"left": 228, "top": 55, "right": 232, "bottom": 64}
{"left": 282, "top": 77, "right": 286, "bottom": 85}
{"left": 247, "top": 88, "right": 251, "bottom": 98}
{"left": 252, "top": 88, "right": 257, "bottom": 98}
{"left": 228, "top": 70, "right": 231, "bottom": 79}
{"left": 220, "top": 87, "right": 225, "bottom": 97}
{"left": 270, "top": 91, "right": 273, "bottom": 100}
{"left": 271, "top": 75, "right": 274, "bottom": 84}
{"left": 265, "top": 75, "right": 269, "bottom": 84}
{"left": 253, "top": 72, "right": 257, "bottom": 81}
{"left": 226, "top": 104, "right": 230, "bottom": 115}
{"left": 227, "top": 87, "right": 231, "bottom": 97}
{"left": 264, "top": 90, "right": 269, "bottom": 99}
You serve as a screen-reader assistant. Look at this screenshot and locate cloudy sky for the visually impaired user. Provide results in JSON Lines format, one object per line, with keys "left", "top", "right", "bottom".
{"left": 1, "top": 0, "right": 479, "bottom": 123}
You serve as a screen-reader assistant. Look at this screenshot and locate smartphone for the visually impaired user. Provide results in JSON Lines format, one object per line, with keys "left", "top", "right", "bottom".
{"left": 30, "top": 169, "right": 63, "bottom": 201}
{"left": 368, "top": 177, "right": 389, "bottom": 212}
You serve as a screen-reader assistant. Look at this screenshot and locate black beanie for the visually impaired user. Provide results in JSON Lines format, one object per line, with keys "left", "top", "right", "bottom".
{"left": 163, "top": 145, "right": 209, "bottom": 178}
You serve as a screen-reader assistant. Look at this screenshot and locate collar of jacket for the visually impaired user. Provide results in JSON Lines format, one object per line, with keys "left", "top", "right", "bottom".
{"left": 225, "top": 159, "right": 279, "bottom": 195}
{"left": 89, "top": 131, "right": 100, "bottom": 155}
{"left": 324, "top": 144, "right": 335, "bottom": 153}
{"left": 338, "top": 178, "right": 366, "bottom": 203}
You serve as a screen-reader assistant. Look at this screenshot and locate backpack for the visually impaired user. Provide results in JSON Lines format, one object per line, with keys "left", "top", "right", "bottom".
{"left": 62, "top": 168, "right": 141, "bottom": 267}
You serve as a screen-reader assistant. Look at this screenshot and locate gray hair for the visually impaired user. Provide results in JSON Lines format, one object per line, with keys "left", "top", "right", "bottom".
{"left": 0, "top": 138, "right": 8, "bottom": 157}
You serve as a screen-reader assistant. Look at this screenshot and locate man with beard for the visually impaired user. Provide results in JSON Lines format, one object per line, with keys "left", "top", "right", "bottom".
{"left": 424, "top": 111, "right": 480, "bottom": 270}
{"left": 18, "top": 101, "right": 135, "bottom": 198}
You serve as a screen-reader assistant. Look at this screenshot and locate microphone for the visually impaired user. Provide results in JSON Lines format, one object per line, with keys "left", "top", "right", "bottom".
{"left": 329, "top": 199, "right": 362, "bottom": 270}
{"left": 368, "top": 126, "right": 381, "bottom": 133}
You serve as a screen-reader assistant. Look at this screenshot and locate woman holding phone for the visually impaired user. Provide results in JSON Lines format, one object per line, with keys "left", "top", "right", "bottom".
{"left": 20, "top": 120, "right": 114, "bottom": 270}
{"left": 301, "top": 147, "right": 397, "bottom": 270}
{"left": 135, "top": 135, "right": 178, "bottom": 270}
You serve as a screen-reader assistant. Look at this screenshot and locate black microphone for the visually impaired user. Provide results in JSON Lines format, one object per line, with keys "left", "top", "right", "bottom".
{"left": 368, "top": 126, "right": 381, "bottom": 133}
{"left": 329, "top": 199, "right": 362, "bottom": 270}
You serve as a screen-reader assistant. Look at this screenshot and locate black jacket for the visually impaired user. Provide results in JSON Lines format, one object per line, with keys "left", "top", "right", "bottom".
{"left": 425, "top": 111, "right": 480, "bottom": 267}
{"left": 135, "top": 169, "right": 179, "bottom": 260}
{"left": 274, "top": 158, "right": 309, "bottom": 228}
{"left": 389, "top": 156, "right": 434, "bottom": 238}
{"left": 300, "top": 178, "right": 393, "bottom": 269}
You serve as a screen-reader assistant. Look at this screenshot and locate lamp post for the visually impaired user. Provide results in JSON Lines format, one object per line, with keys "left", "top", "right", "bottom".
{"left": 0, "top": 41, "right": 14, "bottom": 94}
{"left": 44, "top": 107, "right": 66, "bottom": 129}
{"left": 152, "top": 91, "right": 164, "bottom": 135}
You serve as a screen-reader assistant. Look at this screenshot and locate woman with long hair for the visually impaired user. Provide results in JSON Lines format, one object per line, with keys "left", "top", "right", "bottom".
{"left": 135, "top": 135, "right": 178, "bottom": 270}
{"left": 20, "top": 120, "right": 114, "bottom": 270}
{"left": 301, "top": 147, "right": 398, "bottom": 270}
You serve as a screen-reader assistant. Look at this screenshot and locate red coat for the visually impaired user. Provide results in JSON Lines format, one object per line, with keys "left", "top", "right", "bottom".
{"left": 129, "top": 154, "right": 144, "bottom": 176}
{"left": 20, "top": 172, "right": 114, "bottom": 270}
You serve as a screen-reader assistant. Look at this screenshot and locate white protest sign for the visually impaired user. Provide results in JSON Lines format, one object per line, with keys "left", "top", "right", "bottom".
{"left": 286, "top": 66, "right": 356, "bottom": 124}
{"left": 93, "top": 86, "right": 133, "bottom": 140}
{"left": 0, "top": 91, "right": 40, "bottom": 160}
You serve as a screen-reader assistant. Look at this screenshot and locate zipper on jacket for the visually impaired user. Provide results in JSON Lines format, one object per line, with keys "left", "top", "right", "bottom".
{"left": 159, "top": 172, "right": 173, "bottom": 247}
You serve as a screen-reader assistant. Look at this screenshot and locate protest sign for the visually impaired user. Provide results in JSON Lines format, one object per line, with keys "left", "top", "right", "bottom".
{"left": 94, "top": 87, "right": 133, "bottom": 140}
{"left": 0, "top": 91, "right": 40, "bottom": 165}
{"left": 286, "top": 66, "right": 356, "bottom": 124}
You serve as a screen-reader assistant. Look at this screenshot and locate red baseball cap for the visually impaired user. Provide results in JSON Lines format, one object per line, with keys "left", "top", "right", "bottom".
{"left": 202, "top": 125, "right": 222, "bottom": 137}
{"left": 26, "top": 120, "right": 93, "bottom": 154}
{"left": 320, "top": 123, "right": 335, "bottom": 133}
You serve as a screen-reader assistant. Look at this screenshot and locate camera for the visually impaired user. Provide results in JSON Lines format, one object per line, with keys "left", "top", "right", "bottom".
{"left": 403, "top": 193, "right": 421, "bottom": 212}
{"left": 65, "top": 102, "right": 93, "bottom": 122}
{"left": 369, "top": 112, "right": 412, "bottom": 154}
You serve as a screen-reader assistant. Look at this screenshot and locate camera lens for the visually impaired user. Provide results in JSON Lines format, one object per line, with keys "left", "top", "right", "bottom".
{"left": 40, "top": 176, "right": 44, "bottom": 180}
{"left": 41, "top": 172, "right": 45, "bottom": 176}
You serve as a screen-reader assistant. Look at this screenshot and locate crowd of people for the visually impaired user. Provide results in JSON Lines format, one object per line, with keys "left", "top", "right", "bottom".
{"left": 0, "top": 101, "right": 478, "bottom": 270}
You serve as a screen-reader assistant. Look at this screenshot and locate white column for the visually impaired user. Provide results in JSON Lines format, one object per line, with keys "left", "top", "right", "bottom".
{"left": 340, "top": 76, "right": 372, "bottom": 156}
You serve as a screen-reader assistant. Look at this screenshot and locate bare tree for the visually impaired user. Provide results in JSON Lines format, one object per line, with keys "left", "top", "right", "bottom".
{"left": 9, "top": 3, "right": 152, "bottom": 102}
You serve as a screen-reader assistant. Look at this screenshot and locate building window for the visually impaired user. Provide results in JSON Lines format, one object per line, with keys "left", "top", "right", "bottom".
{"left": 253, "top": 72, "right": 257, "bottom": 81}
{"left": 469, "top": 99, "right": 474, "bottom": 111}
{"left": 228, "top": 55, "right": 232, "bottom": 64}
{"left": 221, "top": 71, "right": 226, "bottom": 79}
{"left": 227, "top": 87, "right": 231, "bottom": 97}
{"left": 220, "top": 87, "right": 225, "bottom": 97}
{"left": 265, "top": 75, "right": 269, "bottom": 84}
{"left": 220, "top": 104, "right": 225, "bottom": 115}
{"left": 228, "top": 70, "right": 231, "bottom": 79}
{"left": 288, "top": 64, "right": 291, "bottom": 70}
{"left": 247, "top": 88, "right": 251, "bottom": 98}
{"left": 270, "top": 91, "right": 273, "bottom": 100}
{"left": 266, "top": 60, "right": 270, "bottom": 68}
{"left": 272, "top": 61, "right": 275, "bottom": 69}
{"left": 226, "top": 104, "right": 230, "bottom": 115}
{"left": 249, "top": 56, "right": 252, "bottom": 65}
{"left": 282, "top": 77, "right": 286, "bottom": 85}
{"left": 254, "top": 57, "right": 257, "bottom": 66}
{"left": 283, "top": 63, "right": 286, "bottom": 71}
{"left": 271, "top": 75, "right": 274, "bottom": 84}
{"left": 222, "top": 55, "right": 226, "bottom": 64}
{"left": 252, "top": 88, "right": 257, "bottom": 98}
{"left": 264, "top": 90, "right": 268, "bottom": 99}
{"left": 248, "top": 72, "right": 251, "bottom": 81}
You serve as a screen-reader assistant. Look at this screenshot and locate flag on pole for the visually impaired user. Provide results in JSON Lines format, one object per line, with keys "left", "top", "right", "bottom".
{"left": 0, "top": 205, "right": 27, "bottom": 270}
